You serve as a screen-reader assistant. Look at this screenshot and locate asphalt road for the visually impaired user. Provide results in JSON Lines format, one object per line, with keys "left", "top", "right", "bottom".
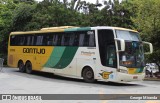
{"left": 0, "top": 67, "right": 160, "bottom": 103}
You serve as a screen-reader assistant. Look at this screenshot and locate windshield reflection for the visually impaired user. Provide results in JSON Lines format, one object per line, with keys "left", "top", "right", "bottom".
{"left": 119, "top": 41, "right": 145, "bottom": 68}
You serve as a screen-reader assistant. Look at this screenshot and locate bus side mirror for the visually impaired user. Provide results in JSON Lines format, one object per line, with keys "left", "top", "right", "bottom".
{"left": 142, "top": 41, "right": 153, "bottom": 54}
{"left": 114, "top": 38, "right": 125, "bottom": 52}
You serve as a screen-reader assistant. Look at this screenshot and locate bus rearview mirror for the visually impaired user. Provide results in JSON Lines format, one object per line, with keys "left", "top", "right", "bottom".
{"left": 142, "top": 41, "right": 153, "bottom": 54}
{"left": 114, "top": 38, "right": 125, "bottom": 52}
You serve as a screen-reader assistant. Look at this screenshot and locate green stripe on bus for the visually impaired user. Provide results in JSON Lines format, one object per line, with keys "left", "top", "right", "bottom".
{"left": 44, "top": 47, "right": 66, "bottom": 67}
{"left": 53, "top": 47, "right": 78, "bottom": 69}
{"left": 64, "top": 27, "right": 91, "bottom": 32}
{"left": 135, "top": 68, "right": 140, "bottom": 73}
{"left": 138, "top": 67, "right": 143, "bottom": 73}
{"left": 135, "top": 68, "right": 143, "bottom": 73}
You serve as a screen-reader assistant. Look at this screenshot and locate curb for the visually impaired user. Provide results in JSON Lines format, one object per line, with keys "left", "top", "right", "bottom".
{"left": 144, "top": 78, "right": 160, "bottom": 81}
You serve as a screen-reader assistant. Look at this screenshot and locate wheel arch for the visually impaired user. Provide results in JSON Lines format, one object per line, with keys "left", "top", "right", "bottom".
{"left": 25, "top": 60, "right": 31, "bottom": 64}
{"left": 81, "top": 65, "right": 95, "bottom": 77}
{"left": 17, "top": 59, "right": 24, "bottom": 67}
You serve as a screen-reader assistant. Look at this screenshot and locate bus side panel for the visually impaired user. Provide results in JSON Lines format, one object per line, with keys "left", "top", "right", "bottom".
{"left": 24, "top": 46, "right": 53, "bottom": 71}
{"left": 8, "top": 46, "right": 54, "bottom": 71}
{"left": 8, "top": 46, "right": 17, "bottom": 68}
{"left": 42, "top": 47, "right": 78, "bottom": 76}
{"left": 76, "top": 47, "right": 97, "bottom": 78}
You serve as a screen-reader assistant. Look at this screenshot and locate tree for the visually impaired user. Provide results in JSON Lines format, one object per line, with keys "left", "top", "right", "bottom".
{"left": 12, "top": 3, "right": 36, "bottom": 31}
{"left": 131, "top": 0, "right": 160, "bottom": 70}
{"left": 0, "top": 0, "right": 18, "bottom": 62}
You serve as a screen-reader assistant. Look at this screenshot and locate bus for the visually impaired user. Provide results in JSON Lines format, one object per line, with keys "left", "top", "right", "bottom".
{"left": 7, "top": 26, "right": 153, "bottom": 83}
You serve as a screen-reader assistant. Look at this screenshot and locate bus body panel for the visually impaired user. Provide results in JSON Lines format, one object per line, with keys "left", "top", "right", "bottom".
{"left": 8, "top": 46, "right": 53, "bottom": 70}
{"left": 7, "top": 26, "right": 150, "bottom": 83}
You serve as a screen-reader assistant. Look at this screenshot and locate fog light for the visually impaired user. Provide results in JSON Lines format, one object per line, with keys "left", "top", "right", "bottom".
{"left": 133, "top": 76, "right": 138, "bottom": 79}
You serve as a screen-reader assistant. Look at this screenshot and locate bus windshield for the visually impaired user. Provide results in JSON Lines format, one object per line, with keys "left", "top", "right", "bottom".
{"left": 116, "top": 30, "right": 145, "bottom": 68}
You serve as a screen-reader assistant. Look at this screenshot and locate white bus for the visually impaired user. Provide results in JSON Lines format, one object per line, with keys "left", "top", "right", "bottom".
{"left": 8, "top": 26, "right": 153, "bottom": 82}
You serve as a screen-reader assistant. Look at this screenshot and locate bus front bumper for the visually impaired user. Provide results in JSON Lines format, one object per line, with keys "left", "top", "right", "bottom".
{"left": 113, "top": 72, "right": 145, "bottom": 82}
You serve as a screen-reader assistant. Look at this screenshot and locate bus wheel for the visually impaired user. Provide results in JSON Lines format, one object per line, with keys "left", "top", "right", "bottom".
{"left": 18, "top": 60, "right": 25, "bottom": 72}
{"left": 25, "top": 61, "right": 32, "bottom": 74}
{"left": 82, "top": 67, "right": 95, "bottom": 83}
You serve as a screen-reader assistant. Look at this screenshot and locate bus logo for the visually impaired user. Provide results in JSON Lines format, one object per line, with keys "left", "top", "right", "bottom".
{"left": 23, "top": 48, "right": 45, "bottom": 54}
{"left": 102, "top": 72, "right": 112, "bottom": 79}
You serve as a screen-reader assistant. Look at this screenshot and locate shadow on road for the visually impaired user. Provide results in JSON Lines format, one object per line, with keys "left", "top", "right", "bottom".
{"left": 12, "top": 70, "right": 143, "bottom": 87}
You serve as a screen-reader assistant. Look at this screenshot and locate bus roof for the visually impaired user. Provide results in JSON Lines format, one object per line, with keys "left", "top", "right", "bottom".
{"left": 91, "top": 26, "right": 138, "bottom": 32}
{"left": 113, "top": 27, "right": 138, "bottom": 32}
{"left": 10, "top": 26, "right": 78, "bottom": 35}
{"left": 10, "top": 26, "right": 138, "bottom": 35}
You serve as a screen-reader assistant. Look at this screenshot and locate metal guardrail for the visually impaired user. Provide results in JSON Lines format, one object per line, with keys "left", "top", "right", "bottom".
{"left": 0, "top": 58, "right": 4, "bottom": 72}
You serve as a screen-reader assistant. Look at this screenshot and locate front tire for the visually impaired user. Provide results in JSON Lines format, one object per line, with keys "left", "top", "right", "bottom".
{"left": 82, "top": 67, "right": 95, "bottom": 83}
{"left": 18, "top": 61, "right": 25, "bottom": 72}
{"left": 25, "top": 61, "right": 32, "bottom": 74}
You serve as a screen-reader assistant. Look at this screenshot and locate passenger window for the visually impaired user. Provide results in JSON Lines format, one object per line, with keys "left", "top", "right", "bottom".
{"left": 88, "top": 31, "right": 95, "bottom": 47}
{"left": 26, "top": 35, "right": 34, "bottom": 46}
{"left": 53, "top": 34, "right": 58, "bottom": 46}
{"left": 18, "top": 36, "right": 25, "bottom": 46}
{"left": 78, "top": 31, "right": 95, "bottom": 47}
{"left": 69, "top": 33, "right": 76, "bottom": 46}
{"left": 47, "top": 35, "right": 54, "bottom": 46}
{"left": 30, "top": 36, "right": 34, "bottom": 45}
{"left": 79, "top": 33, "right": 85, "bottom": 46}
{"left": 57, "top": 34, "right": 62, "bottom": 46}
{"left": 10, "top": 35, "right": 16, "bottom": 46}
{"left": 10, "top": 31, "right": 95, "bottom": 47}
{"left": 61, "top": 34, "right": 70, "bottom": 46}
{"left": 73, "top": 33, "right": 79, "bottom": 46}
{"left": 36, "top": 35, "right": 43, "bottom": 45}
{"left": 83, "top": 34, "right": 90, "bottom": 46}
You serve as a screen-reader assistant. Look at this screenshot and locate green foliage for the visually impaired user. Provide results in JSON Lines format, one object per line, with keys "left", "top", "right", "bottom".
{"left": 0, "top": 0, "right": 17, "bottom": 55}
{"left": 131, "top": 0, "right": 160, "bottom": 63}
{"left": 12, "top": 3, "right": 36, "bottom": 31}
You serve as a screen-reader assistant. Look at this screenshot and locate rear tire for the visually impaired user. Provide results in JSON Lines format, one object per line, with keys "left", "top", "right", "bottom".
{"left": 82, "top": 67, "right": 95, "bottom": 83}
{"left": 25, "top": 61, "right": 32, "bottom": 74}
{"left": 18, "top": 61, "right": 25, "bottom": 72}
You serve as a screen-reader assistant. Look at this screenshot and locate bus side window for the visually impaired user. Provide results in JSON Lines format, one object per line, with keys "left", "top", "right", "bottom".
{"left": 73, "top": 33, "right": 79, "bottom": 46}
{"left": 78, "top": 31, "right": 95, "bottom": 47}
{"left": 26, "top": 36, "right": 32, "bottom": 46}
{"left": 69, "top": 33, "right": 76, "bottom": 46}
{"left": 88, "top": 31, "right": 95, "bottom": 47}
{"left": 83, "top": 33, "right": 89, "bottom": 46}
{"left": 42, "top": 34, "right": 50, "bottom": 46}
{"left": 61, "top": 34, "right": 70, "bottom": 46}
{"left": 53, "top": 34, "right": 58, "bottom": 46}
{"left": 18, "top": 35, "right": 25, "bottom": 46}
{"left": 79, "top": 33, "right": 85, "bottom": 46}
{"left": 36, "top": 35, "right": 43, "bottom": 46}
{"left": 10, "top": 35, "right": 16, "bottom": 46}
{"left": 31, "top": 35, "right": 34, "bottom": 45}
{"left": 57, "top": 34, "right": 62, "bottom": 46}
{"left": 46, "top": 34, "right": 54, "bottom": 46}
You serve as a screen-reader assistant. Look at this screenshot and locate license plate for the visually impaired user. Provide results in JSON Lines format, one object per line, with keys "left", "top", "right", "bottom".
{"left": 133, "top": 76, "right": 138, "bottom": 79}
